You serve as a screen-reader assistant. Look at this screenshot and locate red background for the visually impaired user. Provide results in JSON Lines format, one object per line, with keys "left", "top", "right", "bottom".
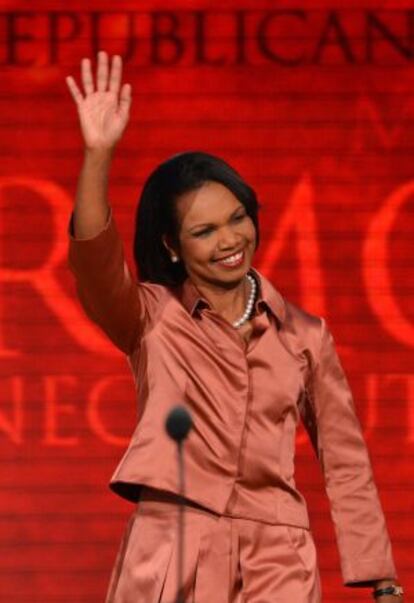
{"left": 0, "top": 1, "right": 413, "bottom": 601}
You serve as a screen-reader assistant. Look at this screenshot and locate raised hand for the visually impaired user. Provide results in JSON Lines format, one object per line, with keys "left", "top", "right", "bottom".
{"left": 66, "top": 51, "right": 132, "bottom": 151}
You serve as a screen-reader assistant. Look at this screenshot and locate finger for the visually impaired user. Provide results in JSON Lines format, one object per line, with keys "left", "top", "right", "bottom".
{"left": 65, "top": 76, "right": 84, "bottom": 105}
{"left": 109, "top": 55, "right": 122, "bottom": 94}
{"left": 119, "top": 83, "right": 132, "bottom": 119}
{"left": 81, "top": 57, "right": 94, "bottom": 95}
{"left": 96, "top": 50, "right": 109, "bottom": 92}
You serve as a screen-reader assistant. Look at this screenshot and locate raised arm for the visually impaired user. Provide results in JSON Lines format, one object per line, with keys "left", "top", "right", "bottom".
{"left": 66, "top": 52, "right": 144, "bottom": 355}
{"left": 66, "top": 51, "right": 131, "bottom": 237}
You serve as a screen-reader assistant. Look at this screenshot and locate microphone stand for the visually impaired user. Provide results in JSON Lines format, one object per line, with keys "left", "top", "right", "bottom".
{"left": 165, "top": 406, "right": 193, "bottom": 603}
{"left": 176, "top": 439, "right": 185, "bottom": 603}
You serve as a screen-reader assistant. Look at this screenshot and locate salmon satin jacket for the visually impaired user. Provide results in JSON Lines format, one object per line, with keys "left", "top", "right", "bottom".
{"left": 68, "top": 208, "right": 397, "bottom": 587}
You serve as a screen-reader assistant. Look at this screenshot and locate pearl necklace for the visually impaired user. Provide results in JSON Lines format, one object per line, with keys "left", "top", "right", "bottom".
{"left": 232, "top": 274, "right": 257, "bottom": 329}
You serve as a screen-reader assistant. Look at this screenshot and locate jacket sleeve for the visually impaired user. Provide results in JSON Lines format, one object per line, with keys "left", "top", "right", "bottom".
{"left": 309, "top": 317, "right": 398, "bottom": 587}
{"left": 67, "top": 207, "right": 147, "bottom": 356}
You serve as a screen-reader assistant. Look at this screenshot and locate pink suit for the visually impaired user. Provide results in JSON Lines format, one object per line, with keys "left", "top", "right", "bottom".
{"left": 68, "top": 208, "right": 397, "bottom": 602}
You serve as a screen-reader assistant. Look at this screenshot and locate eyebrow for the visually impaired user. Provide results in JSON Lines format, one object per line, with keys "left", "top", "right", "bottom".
{"left": 187, "top": 206, "right": 245, "bottom": 232}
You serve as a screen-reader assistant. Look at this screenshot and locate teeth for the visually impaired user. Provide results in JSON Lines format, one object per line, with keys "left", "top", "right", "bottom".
{"left": 219, "top": 251, "right": 243, "bottom": 264}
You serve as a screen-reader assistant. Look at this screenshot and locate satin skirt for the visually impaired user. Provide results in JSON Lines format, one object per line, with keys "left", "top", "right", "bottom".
{"left": 105, "top": 486, "right": 321, "bottom": 603}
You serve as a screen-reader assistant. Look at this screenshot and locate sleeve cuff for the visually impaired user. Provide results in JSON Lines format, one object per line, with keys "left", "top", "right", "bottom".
{"left": 342, "top": 556, "right": 398, "bottom": 588}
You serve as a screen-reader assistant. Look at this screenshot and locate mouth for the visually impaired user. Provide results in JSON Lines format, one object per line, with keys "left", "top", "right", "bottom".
{"left": 213, "top": 249, "right": 245, "bottom": 268}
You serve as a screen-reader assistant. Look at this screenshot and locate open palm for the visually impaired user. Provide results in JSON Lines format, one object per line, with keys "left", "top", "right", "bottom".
{"left": 66, "top": 51, "right": 131, "bottom": 151}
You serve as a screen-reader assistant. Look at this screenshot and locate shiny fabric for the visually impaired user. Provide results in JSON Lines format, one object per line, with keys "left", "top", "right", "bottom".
{"left": 105, "top": 486, "right": 322, "bottom": 603}
{"left": 68, "top": 209, "right": 397, "bottom": 587}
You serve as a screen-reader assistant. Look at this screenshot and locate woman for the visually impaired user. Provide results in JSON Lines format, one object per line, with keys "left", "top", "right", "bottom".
{"left": 65, "top": 52, "right": 403, "bottom": 602}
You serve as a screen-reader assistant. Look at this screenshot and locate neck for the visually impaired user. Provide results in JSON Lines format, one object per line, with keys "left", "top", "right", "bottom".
{"left": 192, "top": 274, "right": 251, "bottom": 322}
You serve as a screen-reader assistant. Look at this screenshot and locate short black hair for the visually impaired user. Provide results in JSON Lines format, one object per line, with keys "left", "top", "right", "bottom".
{"left": 134, "top": 150, "right": 261, "bottom": 286}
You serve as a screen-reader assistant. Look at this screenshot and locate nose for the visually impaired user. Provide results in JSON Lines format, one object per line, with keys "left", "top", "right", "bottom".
{"left": 217, "top": 225, "right": 240, "bottom": 250}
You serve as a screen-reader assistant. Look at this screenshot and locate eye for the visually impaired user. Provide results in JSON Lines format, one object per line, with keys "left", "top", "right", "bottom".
{"left": 233, "top": 211, "right": 246, "bottom": 222}
{"left": 193, "top": 227, "right": 213, "bottom": 238}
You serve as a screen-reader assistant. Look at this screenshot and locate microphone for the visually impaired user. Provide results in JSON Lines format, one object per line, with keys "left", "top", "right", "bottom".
{"left": 165, "top": 405, "right": 193, "bottom": 442}
{"left": 165, "top": 405, "right": 193, "bottom": 603}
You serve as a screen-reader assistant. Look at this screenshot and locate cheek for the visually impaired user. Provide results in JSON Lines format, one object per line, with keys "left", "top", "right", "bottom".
{"left": 245, "top": 220, "right": 257, "bottom": 244}
{"left": 181, "top": 238, "right": 214, "bottom": 263}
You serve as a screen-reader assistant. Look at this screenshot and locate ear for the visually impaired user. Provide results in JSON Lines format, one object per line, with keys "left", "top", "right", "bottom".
{"left": 162, "top": 234, "right": 180, "bottom": 263}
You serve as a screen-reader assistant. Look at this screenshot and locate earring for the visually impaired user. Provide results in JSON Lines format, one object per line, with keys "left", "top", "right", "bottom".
{"left": 171, "top": 255, "right": 179, "bottom": 263}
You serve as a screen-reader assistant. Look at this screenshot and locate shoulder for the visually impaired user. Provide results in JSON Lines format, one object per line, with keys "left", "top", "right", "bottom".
{"left": 137, "top": 280, "right": 171, "bottom": 300}
{"left": 135, "top": 280, "right": 197, "bottom": 324}
{"left": 133, "top": 280, "right": 178, "bottom": 325}
{"left": 281, "top": 298, "right": 329, "bottom": 378}
{"left": 283, "top": 297, "right": 322, "bottom": 335}
{"left": 254, "top": 267, "right": 322, "bottom": 336}
{"left": 256, "top": 269, "right": 324, "bottom": 365}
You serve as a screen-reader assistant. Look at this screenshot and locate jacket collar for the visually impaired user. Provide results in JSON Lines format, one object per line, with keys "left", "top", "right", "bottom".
{"left": 179, "top": 266, "right": 286, "bottom": 327}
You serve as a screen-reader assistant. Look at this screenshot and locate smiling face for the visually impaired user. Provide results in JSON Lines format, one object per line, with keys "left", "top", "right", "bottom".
{"left": 163, "top": 180, "right": 257, "bottom": 289}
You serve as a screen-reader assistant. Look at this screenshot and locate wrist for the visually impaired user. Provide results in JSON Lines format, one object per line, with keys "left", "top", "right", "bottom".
{"left": 84, "top": 146, "right": 114, "bottom": 162}
{"left": 373, "top": 579, "right": 396, "bottom": 588}
{"left": 372, "top": 581, "right": 404, "bottom": 600}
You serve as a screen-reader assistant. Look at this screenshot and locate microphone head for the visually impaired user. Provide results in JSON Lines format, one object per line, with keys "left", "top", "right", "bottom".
{"left": 165, "top": 405, "right": 193, "bottom": 442}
